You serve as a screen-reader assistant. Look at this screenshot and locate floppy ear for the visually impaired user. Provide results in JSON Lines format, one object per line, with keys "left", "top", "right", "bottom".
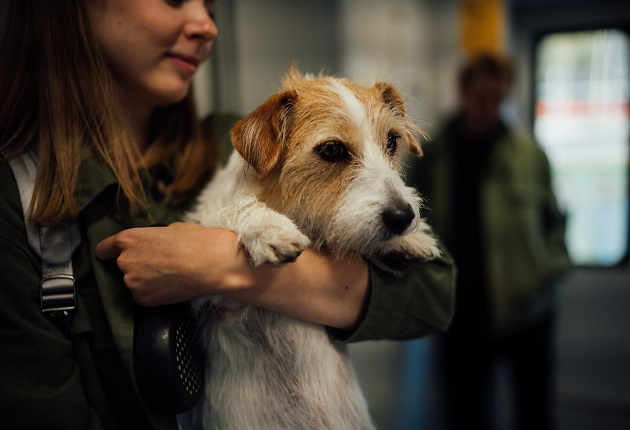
{"left": 230, "top": 90, "right": 297, "bottom": 176}
{"left": 404, "top": 130, "right": 423, "bottom": 157}
{"left": 373, "top": 82, "right": 423, "bottom": 156}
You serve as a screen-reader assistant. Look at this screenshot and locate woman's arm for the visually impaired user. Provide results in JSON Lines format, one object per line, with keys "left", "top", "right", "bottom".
{"left": 95, "top": 222, "right": 370, "bottom": 330}
{"left": 95, "top": 221, "right": 456, "bottom": 337}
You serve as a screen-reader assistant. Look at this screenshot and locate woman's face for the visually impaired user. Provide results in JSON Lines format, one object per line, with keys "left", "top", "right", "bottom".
{"left": 87, "top": 0, "right": 217, "bottom": 110}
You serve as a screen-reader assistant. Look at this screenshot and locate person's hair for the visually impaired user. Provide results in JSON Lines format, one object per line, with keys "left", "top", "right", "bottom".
{"left": 0, "top": 0, "right": 218, "bottom": 224}
{"left": 458, "top": 53, "right": 515, "bottom": 91}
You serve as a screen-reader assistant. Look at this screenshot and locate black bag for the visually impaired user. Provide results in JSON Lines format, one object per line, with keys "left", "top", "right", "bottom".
{"left": 134, "top": 303, "right": 206, "bottom": 414}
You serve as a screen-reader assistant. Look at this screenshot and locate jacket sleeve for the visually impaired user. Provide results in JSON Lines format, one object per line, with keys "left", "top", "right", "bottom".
{"left": 329, "top": 241, "right": 456, "bottom": 342}
{"left": 0, "top": 164, "right": 104, "bottom": 430}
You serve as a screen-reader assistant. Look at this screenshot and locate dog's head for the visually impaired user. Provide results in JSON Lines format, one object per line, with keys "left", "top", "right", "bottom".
{"left": 231, "top": 66, "right": 427, "bottom": 255}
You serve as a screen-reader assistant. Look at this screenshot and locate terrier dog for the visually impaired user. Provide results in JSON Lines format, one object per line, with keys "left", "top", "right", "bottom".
{"left": 186, "top": 66, "right": 440, "bottom": 430}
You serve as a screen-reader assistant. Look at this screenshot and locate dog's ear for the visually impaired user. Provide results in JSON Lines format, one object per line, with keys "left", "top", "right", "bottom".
{"left": 231, "top": 90, "right": 297, "bottom": 176}
{"left": 374, "top": 82, "right": 423, "bottom": 156}
{"left": 374, "top": 81, "right": 408, "bottom": 114}
{"left": 403, "top": 130, "right": 423, "bottom": 157}
{"left": 373, "top": 82, "right": 423, "bottom": 156}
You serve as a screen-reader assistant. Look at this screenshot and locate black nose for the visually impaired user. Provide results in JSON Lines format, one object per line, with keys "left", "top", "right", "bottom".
{"left": 382, "top": 203, "right": 415, "bottom": 235}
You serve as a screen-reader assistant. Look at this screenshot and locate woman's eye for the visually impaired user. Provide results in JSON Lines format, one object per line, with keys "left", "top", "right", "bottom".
{"left": 166, "top": 0, "right": 185, "bottom": 7}
{"left": 316, "top": 141, "right": 349, "bottom": 162}
{"left": 387, "top": 132, "right": 399, "bottom": 156}
{"left": 165, "top": 0, "right": 214, "bottom": 17}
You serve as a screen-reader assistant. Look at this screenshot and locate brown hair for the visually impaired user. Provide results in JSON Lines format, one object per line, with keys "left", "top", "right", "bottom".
{"left": 0, "top": 0, "right": 218, "bottom": 223}
{"left": 458, "top": 53, "right": 515, "bottom": 91}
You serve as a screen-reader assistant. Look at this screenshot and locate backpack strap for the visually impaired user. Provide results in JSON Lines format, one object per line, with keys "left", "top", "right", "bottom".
{"left": 3, "top": 149, "right": 80, "bottom": 315}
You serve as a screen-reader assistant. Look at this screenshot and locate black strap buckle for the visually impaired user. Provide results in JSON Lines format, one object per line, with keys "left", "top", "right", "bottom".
{"left": 41, "top": 274, "right": 76, "bottom": 314}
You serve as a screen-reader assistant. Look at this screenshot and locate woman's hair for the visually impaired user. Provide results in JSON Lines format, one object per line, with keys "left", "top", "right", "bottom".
{"left": 0, "top": 0, "right": 218, "bottom": 223}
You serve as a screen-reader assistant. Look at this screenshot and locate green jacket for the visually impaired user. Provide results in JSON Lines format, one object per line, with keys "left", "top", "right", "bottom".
{"left": 0, "top": 114, "right": 454, "bottom": 429}
{"left": 407, "top": 122, "right": 571, "bottom": 334}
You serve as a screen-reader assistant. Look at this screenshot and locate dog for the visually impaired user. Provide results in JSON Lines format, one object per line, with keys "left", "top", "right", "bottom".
{"left": 186, "top": 66, "right": 441, "bottom": 430}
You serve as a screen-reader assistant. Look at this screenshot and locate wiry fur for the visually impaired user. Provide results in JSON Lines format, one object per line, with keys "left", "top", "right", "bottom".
{"left": 187, "top": 66, "right": 440, "bottom": 430}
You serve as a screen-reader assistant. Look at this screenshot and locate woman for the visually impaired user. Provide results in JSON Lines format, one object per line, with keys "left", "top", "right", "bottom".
{"left": 0, "top": 0, "right": 454, "bottom": 429}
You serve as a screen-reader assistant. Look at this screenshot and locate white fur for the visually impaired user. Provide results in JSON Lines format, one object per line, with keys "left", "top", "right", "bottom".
{"left": 186, "top": 69, "right": 440, "bottom": 430}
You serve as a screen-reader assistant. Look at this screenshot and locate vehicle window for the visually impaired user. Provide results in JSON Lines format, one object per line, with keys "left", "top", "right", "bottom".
{"left": 534, "top": 29, "right": 630, "bottom": 266}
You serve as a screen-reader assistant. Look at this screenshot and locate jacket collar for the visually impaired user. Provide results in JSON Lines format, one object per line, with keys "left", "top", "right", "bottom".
{"left": 75, "top": 149, "right": 119, "bottom": 214}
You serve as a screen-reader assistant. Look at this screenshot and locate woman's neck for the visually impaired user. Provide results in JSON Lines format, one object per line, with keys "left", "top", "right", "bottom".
{"left": 117, "top": 90, "right": 153, "bottom": 152}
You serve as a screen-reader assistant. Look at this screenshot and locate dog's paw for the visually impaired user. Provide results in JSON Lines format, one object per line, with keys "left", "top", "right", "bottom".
{"left": 400, "top": 234, "right": 440, "bottom": 260}
{"left": 400, "top": 225, "right": 441, "bottom": 261}
{"left": 381, "top": 220, "right": 441, "bottom": 262}
{"left": 239, "top": 212, "right": 312, "bottom": 266}
{"left": 378, "top": 236, "right": 440, "bottom": 266}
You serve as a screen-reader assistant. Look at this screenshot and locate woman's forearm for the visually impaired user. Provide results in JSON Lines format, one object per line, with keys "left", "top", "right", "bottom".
{"left": 95, "top": 222, "right": 370, "bottom": 330}
{"left": 227, "top": 248, "right": 370, "bottom": 331}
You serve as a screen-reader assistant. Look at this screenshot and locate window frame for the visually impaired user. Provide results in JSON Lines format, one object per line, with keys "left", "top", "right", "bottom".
{"left": 530, "top": 25, "right": 630, "bottom": 269}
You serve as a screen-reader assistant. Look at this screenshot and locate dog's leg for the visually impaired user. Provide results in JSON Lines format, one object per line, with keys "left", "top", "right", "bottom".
{"left": 217, "top": 194, "right": 312, "bottom": 266}
{"left": 188, "top": 152, "right": 311, "bottom": 267}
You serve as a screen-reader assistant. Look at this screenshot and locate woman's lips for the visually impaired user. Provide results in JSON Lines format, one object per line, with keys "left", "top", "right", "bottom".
{"left": 167, "top": 53, "right": 199, "bottom": 76}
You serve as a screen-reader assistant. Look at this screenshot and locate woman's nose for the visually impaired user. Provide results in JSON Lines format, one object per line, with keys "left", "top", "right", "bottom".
{"left": 184, "top": 4, "right": 218, "bottom": 41}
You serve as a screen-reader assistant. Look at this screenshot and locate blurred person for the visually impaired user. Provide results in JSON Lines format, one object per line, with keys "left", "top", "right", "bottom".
{"left": 0, "top": 0, "right": 455, "bottom": 428}
{"left": 406, "top": 53, "right": 571, "bottom": 430}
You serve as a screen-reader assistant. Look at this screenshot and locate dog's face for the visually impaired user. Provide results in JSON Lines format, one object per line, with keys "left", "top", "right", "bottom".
{"left": 231, "top": 67, "right": 425, "bottom": 255}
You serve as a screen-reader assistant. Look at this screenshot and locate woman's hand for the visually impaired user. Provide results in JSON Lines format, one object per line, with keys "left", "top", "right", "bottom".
{"left": 95, "top": 222, "right": 370, "bottom": 330}
{"left": 96, "top": 223, "right": 245, "bottom": 305}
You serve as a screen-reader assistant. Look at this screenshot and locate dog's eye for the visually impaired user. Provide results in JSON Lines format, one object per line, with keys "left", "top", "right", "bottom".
{"left": 317, "top": 141, "right": 349, "bottom": 162}
{"left": 387, "top": 132, "right": 399, "bottom": 156}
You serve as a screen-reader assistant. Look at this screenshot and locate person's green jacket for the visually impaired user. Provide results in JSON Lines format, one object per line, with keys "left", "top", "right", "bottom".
{"left": 407, "top": 124, "right": 571, "bottom": 334}
{"left": 0, "top": 114, "right": 454, "bottom": 429}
